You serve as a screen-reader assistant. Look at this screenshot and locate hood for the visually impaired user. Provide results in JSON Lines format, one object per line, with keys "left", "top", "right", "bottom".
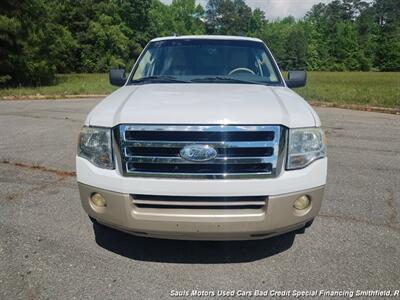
{"left": 86, "top": 84, "right": 318, "bottom": 128}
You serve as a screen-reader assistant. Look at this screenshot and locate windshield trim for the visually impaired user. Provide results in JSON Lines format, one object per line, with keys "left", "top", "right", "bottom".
{"left": 127, "top": 39, "right": 285, "bottom": 87}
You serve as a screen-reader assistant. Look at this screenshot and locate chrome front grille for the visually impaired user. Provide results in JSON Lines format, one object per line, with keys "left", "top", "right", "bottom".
{"left": 116, "top": 125, "right": 285, "bottom": 179}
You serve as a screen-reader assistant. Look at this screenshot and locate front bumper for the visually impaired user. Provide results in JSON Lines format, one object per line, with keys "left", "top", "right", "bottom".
{"left": 79, "top": 183, "right": 325, "bottom": 240}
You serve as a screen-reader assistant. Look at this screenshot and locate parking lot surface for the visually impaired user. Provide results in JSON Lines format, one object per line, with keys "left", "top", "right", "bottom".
{"left": 0, "top": 99, "right": 399, "bottom": 299}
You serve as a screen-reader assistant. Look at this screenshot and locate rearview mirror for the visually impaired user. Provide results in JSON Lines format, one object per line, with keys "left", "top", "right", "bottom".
{"left": 285, "top": 71, "right": 307, "bottom": 88}
{"left": 109, "top": 69, "right": 126, "bottom": 86}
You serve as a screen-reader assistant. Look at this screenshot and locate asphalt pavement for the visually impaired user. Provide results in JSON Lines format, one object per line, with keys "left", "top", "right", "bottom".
{"left": 0, "top": 99, "right": 399, "bottom": 299}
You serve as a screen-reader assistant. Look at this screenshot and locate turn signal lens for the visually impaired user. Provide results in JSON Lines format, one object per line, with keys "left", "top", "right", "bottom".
{"left": 90, "top": 193, "right": 106, "bottom": 207}
{"left": 294, "top": 195, "right": 311, "bottom": 210}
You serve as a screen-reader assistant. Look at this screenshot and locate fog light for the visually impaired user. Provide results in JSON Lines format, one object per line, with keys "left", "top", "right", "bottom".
{"left": 90, "top": 193, "right": 106, "bottom": 207}
{"left": 294, "top": 195, "right": 311, "bottom": 210}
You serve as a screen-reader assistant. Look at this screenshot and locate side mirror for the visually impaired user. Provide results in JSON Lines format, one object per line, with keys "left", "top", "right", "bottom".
{"left": 285, "top": 71, "right": 307, "bottom": 88}
{"left": 109, "top": 69, "right": 126, "bottom": 86}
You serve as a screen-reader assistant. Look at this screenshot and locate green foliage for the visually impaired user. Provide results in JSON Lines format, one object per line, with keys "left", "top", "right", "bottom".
{"left": 284, "top": 27, "right": 307, "bottom": 70}
{"left": 376, "top": 30, "right": 400, "bottom": 71}
{"left": 81, "top": 15, "right": 131, "bottom": 72}
{"left": 373, "top": 0, "right": 400, "bottom": 71}
{"left": 330, "top": 22, "right": 361, "bottom": 70}
{"left": 0, "top": 0, "right": 57, "bottom": 85}
{"left": 0, "top": 0, "right": 399, "bottom": 87}
{"left": 206, "top": 0, "right": 252, "bottom": 35}
{"left": 42, "top": 24, "right": 78, "bottom": 73}
{"left": 170, "top": 0, "right": 205, "bottom": 35}
{"left": 248, "top": 9, "right": 266, "bottom": 36}
{"left": 149, "top": 0, "right": 205, "bottom": 37}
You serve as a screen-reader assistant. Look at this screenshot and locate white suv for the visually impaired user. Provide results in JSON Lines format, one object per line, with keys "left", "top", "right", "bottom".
{"left": 77, "top": 35, "right": 327, "bottom": 240}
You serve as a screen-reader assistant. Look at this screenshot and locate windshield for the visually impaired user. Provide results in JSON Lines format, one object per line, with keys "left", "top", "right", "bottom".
{"left": 130, "top": 39, "right": 283, "bottom": 85}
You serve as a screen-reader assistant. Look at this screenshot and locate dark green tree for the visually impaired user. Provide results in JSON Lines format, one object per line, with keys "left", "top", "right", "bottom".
{"left": 330, "top": 21, "right": 361, "bottom": 70}
{"left": 374, "top": 0, "right": 400, "bottom": 71}
{"left": 284, "top": 27, "right": 307, "bottom": 70}
{"left": 0, "top": 0, "right": 57, "bottom": 85}
{"left": 248, "top": 8, "right": 266, "bottom": 36}
{"left": 259, "top": 17, "right": 296, "bottom": 68}
{"left": 206, "top": 0, "right": 252, "bottom": 35}
{"left": 170, "top": 0, "right": 205, "bottom": 35}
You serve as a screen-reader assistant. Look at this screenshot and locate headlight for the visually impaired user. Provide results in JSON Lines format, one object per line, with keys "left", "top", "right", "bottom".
{"left": 287, "top": 127, "right": 326, "bottom": 170}
{"left": 78, "top": 126, "right": 114, "bottom": 169}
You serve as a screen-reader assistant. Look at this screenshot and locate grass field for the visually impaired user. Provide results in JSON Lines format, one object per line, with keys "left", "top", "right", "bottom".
{"left": 295, "top": 72, "right": 399, "bottom": 108}
{"left": 0, "top": 73, "right": 115, "bottom": 98}
{"left": 1, "top": 72, "right": 399, "bottom": 108}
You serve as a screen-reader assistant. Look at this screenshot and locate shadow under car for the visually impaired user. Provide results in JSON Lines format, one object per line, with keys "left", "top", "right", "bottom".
{"left": 93, "top": 222, "right": 299, "bottom": 264}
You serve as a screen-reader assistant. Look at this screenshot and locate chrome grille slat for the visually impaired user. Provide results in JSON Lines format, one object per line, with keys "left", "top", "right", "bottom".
{"left": 123, "top": 171, "right": 274, "bottom": 177}
{"left": 125, "top": 141, "right": 276, "bottom": 148}
{"left": 124, "top": 125, "right": 279, "bottom": 132}
{"left": 124, "top": 156, "right": 276, "bottom": 164}
{"left": 132, "top": 200, "right": 266, "bottom": 207}
{"left": 117, "top": 124, "right": 284, "bottom": 179}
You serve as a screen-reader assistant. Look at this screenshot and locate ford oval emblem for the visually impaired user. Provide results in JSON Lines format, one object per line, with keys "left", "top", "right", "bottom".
{"left": 180, "top": 144, "right": 218, "bottom": 162}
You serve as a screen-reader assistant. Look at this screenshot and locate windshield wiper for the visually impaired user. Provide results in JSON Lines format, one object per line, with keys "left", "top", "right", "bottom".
{"left": 131, "top": 76, "right": 191, "bottom": 84}
{"left": 191, "top": 76, "right": 262, "bottom": 85}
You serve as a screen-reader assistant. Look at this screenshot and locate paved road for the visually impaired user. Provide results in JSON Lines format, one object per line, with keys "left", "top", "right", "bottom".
{"left": 0, "top": 99, "right": 399, "bottom": 299}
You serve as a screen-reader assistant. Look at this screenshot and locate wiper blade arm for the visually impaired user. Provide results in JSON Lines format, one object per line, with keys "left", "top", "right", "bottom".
{"left": 191, "top": 76, "right": 260, "bottom": 84}
{"left": 131, "top": 76, "right": 191, "bottom": 84}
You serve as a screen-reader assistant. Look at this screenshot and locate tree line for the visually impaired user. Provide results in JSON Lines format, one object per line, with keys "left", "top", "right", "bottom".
{"left": 1, "top": 0, "right": 399, "bottom": 86}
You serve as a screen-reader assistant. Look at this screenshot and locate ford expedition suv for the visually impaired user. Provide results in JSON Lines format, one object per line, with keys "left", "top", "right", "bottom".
{"left": 77, "top": 36, "right": 327, "bottom": 240}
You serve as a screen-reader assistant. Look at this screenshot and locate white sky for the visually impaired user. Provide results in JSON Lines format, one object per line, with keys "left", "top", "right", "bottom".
{"left": 161, "top": 0, "right": 334, "bottom": 20}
